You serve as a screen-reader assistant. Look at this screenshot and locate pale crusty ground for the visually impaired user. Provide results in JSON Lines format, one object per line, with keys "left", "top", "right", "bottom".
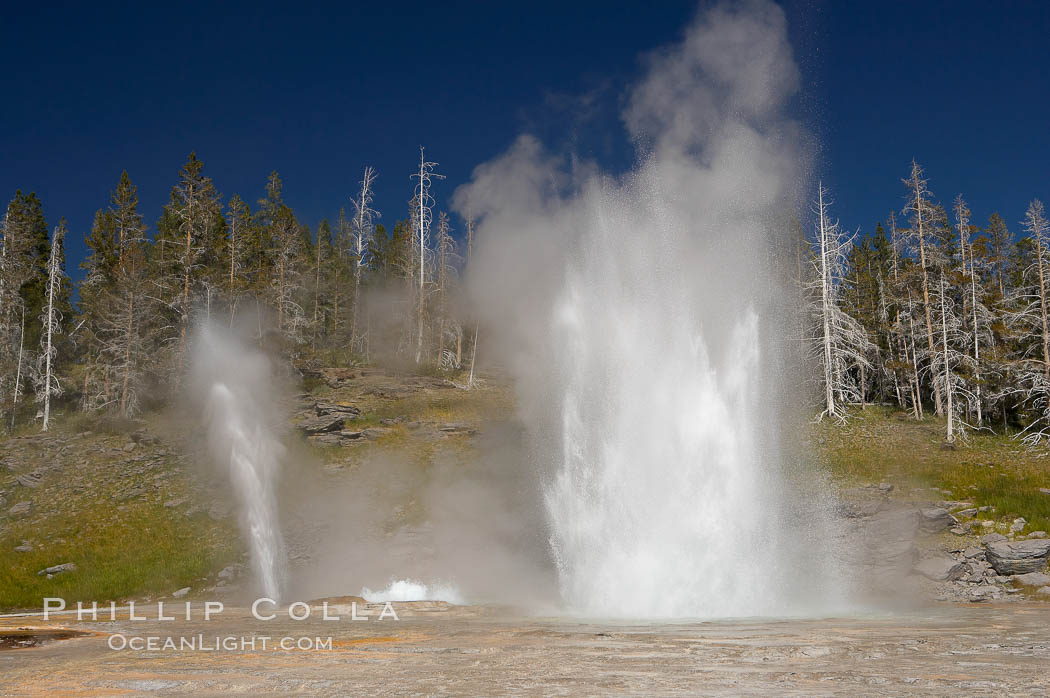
{"left": 1, "top": 602, "right": 1049, "bottom": 696}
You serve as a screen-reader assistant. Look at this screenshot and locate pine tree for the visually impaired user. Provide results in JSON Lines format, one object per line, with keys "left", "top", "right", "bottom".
{"left": 157, "top": 153, "right": 221, "bottom": 377}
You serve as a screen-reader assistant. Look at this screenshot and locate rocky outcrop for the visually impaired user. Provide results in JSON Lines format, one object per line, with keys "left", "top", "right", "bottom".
{"left": 985, "top": 539, "right": 1050, "bottom": 575}
{"left": 1012, "top": 571, "right": 1050, "bottom": 587}
{"left": 919, "top": 507, "right": 958, "bottom": 533}
{"left": 37, "top": 562, "right": 76, "bottom": 578}
{"left": 914, "top": 556, "right": 966, "bottom": 581}
{"left": 297, "top": 415, "right": 348, "bottom": 435}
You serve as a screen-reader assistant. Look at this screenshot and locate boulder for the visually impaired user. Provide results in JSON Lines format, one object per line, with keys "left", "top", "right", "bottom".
{"left": 954, "top": 508, "right": 978, "bottom": 519}
{"left": 314, "top": 402, "right": 360, "bottom": 418}
{"left": 1009, "top": 517, "right": 1027, "bottom": 534}
{"left": 296, "top": 413, "right": 344, "bottom": 436}
{"left": 920, "top": 507, "right": 957, "bottom": 533}
{"left": 981, "top": 533, "right": 1007, "bottom": 545}
{"left": 969, "top": 585, "right": 1001, "bottom": 602}
{"left": 985, "top": 539, "right": 1050, "bottom": 575}
{"left": 16, "top": 471, "right": 43, "bottom": 488}
{"left": 913, "top": 556, "right": 966, "bottom": 581}
{"left": 1012, "top": 571, "right": 1050, "bottom": 587}
{"left": 1026, "top": 531, "right": 1048, "bottom": 539}
{"left": 208, "top": 500, "right": 231, "bottom": 521}
{"left": 297, "top": 415, "right": 346, "bottom": 435}
{"left": 1037, "top": 586, "right": 1050, "bottom": 596}
{"left": 7, "top": 501, "right": 32, "bottom": 518}
{"left": 172, "top": 587, "right": 190, "bottom": 598}
{"left": 14, "top": 541, "right": 32, "bottom": 553}
{"left": 37, "top": 562, "right": 76, "bottom": 577}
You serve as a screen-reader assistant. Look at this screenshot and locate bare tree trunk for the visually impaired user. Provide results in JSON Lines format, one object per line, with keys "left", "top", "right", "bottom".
{"left": 939, "top": 273, "right": 954, "bottom": 442}
{"left": 818, "top": 186, "right": 836, "bottom": 419}
{"left": 914, "top": 190, "right": 943, "bottom": 415}
{"left": 119, "top": 291, "right": 134, "bottom": 417}
{"left": 907, "top": 301, "right": 924, "bottom": 419}
{"left": 179, "top": 193, "right": 193, "bottom": 376}
{"left": 9, "top": 306, "right": 24, "bottom": 432}
{"left": 313, "top": 230, "right": 322, "bottom": 346}
{"left": 1037, "top": 233, "right": 1050, "bottom": 379}
{"left": 468, "top": 325, "right": 479, "bottom": 388}
{"left": 229, "top": 215, "right": 237, "bottom": 329}
{"left": 968, "top": 243, "right": 983, "bottom": 426}
{"left": 277, "top": 257, "right": 285, "bottom": 331}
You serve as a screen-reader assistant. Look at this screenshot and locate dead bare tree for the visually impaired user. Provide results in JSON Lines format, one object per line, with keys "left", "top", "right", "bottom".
{"left": 434, "top": 211, "right": 461, "bottom": 368}
{"left": 350, "top": 166, "right": 378, "bottom": 353}
{"left": 902, "top": 160, "right": 944, "bottom": 415}
{"left": 411, "top": 148, "right": 443, "bottom": 364}
{"left": 35, "top": 221, "right": 66, "bottom": 431}
{"left": 1012, "top": 200, "right": 1050, "bottom": 445}
{"left": 809, "top": 183, "right": 873, "bottom": 422}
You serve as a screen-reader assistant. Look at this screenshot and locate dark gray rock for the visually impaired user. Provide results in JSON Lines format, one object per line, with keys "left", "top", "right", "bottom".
{"left": 208, "top": 500, "right": 231, "bottom": 521}
{"left": 439, "top": 423, "right": 477, "bottom": 435}
{"left": 314, "top": 402, "right": 360, "bottom": 417}
{"left": 16, "top": 471, "right": 43, "bottom": 488}
{"left": 920, "top": 507, "right": 958, "bottom": 533}
{"left": 981, "top": 533, "right": 1007, "bottom": 545}
{"left": 969, "top": 585, "right": 1001, "bottom": 602}
{"left": 1026, "top": 531, "right": 1048, "bottom": 539}
{"left": 37, "top": 562, "right": 76, "bottom": 577}
{"left": 118, "top": 487, "right": 146, "bottom": 501}
{"left": 297, "top": 415, "right": 345, "bottom": 435}
{"left": 913, "top": 556, "right": 966, "bottom": 581}
{"left": 1011, "top": 571, "right": 1050, "bottom": 587}
{"left": 985, "top": 539, "right": 1050, "bottom": 575}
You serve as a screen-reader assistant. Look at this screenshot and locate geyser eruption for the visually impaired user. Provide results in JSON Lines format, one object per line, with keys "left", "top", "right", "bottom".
{"left": 192, "top": 326, "right": 286, "bottom": 601}
{"left": 456, "top": 0, "right": 847, "bottom": 617}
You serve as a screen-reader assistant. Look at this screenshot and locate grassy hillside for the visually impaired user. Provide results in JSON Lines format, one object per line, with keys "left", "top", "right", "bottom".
{"left": 815, "top": 405, "right": 1050, "bottom": 533}
{"left": 3, "top": 377, "right": 1049, "bottom": 612}
{"left": 0, "top": 418, "right": 240, "bottom": 610}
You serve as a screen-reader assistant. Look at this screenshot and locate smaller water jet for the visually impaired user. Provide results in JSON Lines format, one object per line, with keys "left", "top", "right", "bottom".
{"left": 361, "top": 579, "right": 464, "bottom": 604}
{"left": 194, "top": 327, "right": 287, "bottom": 601}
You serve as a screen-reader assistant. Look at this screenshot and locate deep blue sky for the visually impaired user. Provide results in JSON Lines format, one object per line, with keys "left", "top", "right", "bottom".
{"left": 2, "top": 1, "right": 1048, "bottom": 279}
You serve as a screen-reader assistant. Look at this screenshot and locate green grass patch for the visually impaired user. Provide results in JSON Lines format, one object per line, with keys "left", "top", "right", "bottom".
{"left": 817, "top": 405, "right": 1050, "bottom": 532}
{"left": 0, "top": 499, "right": 238, "bottom": 611}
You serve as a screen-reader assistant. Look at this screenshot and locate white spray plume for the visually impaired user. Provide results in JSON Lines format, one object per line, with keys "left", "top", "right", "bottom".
{"left": 192, "top": 325, "right": 287, "bottom": 601}
{"left": 454, "top": 0, "right": 848, "bottom": 618}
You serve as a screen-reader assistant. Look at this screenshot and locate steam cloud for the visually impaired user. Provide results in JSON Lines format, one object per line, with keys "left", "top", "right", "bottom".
{"left": 453, "top": 0, "right": 849, "bottom": 617}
